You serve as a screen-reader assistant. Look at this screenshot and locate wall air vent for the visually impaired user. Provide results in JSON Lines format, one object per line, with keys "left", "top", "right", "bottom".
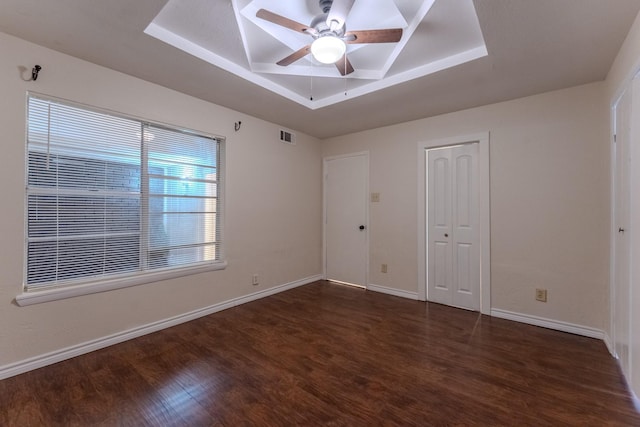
{"left": 279, "top": 129, "right": 296, "bottom": 145}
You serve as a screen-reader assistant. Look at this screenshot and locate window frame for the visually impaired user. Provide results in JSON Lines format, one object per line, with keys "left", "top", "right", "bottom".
{"left": 16, "top": 93, "right": 226, "bottom": 306}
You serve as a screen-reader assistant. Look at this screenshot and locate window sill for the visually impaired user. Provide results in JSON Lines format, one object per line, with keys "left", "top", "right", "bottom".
{"left": 15, "top": 261, "right": 228, "bottom": 307}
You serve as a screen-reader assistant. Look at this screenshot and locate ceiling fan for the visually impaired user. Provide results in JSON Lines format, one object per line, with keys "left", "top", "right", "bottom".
{"left": 256, "top": 0, "right": 403, "bottom": 76}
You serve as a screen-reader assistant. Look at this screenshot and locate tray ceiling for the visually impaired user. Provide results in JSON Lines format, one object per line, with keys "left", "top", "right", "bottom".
{"left": 145, "top": 0, "right": 487, "bottom": 108}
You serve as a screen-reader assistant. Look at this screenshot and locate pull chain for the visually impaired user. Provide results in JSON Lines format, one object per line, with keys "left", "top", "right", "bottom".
{"left": 344, "top": 55, "right": 348, "bottom": 96}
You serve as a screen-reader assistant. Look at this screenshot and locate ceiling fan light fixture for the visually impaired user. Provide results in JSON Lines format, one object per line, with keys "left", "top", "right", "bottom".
{"left": 310, "top": 35, "right": 346, "bottom": 64}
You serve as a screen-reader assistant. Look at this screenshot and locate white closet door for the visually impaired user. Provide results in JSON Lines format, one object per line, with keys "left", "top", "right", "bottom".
{"left": 428, "top": 143, "right": 480, "bottom": 310}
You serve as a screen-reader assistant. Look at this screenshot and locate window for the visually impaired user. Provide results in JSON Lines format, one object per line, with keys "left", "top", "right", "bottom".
{"left": 24, "top": 94, "right": 224, "bottom": 295}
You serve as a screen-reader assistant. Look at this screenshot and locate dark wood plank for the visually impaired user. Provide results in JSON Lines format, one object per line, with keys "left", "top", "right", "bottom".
{"left": 0, "top": 280, "right": 638, "bottom": 426}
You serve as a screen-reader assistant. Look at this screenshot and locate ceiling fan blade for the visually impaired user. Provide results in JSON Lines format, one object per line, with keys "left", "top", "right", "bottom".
{"left": 256, "top": 9, "right": 311, "bottom": 34}
{"left": 335, "top": 54, "right": 354, "bottom": 76}
{"left": 344, "top": 28, "right": 403, "bottom": 44}
{"left": 326, "top": 0, "right": 355, "bottom": 31}
{"left": 276, "top": 45, "right": 311, "bottom": 66}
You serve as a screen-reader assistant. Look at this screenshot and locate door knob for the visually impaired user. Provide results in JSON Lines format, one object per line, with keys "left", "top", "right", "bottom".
{"left": 359, "top": 225, "right": 366, "bottom": 230}
{"left": 619, "top": 227, "right": 625, "bottom": 233}
{"left": 444, "top": 233, "right": 449, "bottom": 237}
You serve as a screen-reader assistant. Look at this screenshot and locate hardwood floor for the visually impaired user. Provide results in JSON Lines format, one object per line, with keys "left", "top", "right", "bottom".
{"left": 1, "top": 280, "right": 639, "bottom": 426}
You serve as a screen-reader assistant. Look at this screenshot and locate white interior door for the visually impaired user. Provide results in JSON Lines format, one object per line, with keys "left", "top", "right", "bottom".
{"left": 613, "top": 87, "right": 631, "bottom": 377}
{"left": 324, "top": 153, "right": 368, "bottom": 286}
{"left": 630, "top": 74, "right": 640, "bottom": 402}
{"left": 427, "top": 143, "right": 480, "bottom": 310}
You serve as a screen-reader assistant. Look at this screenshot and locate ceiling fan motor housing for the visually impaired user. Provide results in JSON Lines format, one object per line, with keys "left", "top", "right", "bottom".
{"left": 319, "top": 0, "right": 333, "bottom": 14}
{"left": 310, "top": 13, "right": 345, "bottom": 38}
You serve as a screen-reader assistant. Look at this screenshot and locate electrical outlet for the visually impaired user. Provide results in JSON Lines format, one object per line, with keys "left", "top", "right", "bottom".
{"left": 371, "top": 192, "right": 380, "bottom": 203}
{"left": 252, "top": 274, "right": 259, "bottom": 286}
{"left": 535, "top": 288, "right": 547, "bottom": 302}
{"left": 381, "top": 264, "right": 388, "bottom": 273}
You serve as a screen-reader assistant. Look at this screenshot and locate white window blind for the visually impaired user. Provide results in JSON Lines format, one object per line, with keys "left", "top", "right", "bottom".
{"left": 25, "top": 95, "right": 223, "bottom": 291}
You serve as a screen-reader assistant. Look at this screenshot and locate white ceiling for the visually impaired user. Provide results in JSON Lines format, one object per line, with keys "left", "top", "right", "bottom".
{"left": 0, "top": 0, "right": 639, "bottom": 139}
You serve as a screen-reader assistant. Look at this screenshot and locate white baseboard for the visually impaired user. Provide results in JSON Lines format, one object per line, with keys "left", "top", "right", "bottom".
{"left": 0, "top": 274, "right": 322, "bottom": 380}
{"left": 367, "top": 284, "right": 419, "bottom": 300}
{"left": 603, "top": 332, "right": 615, "bottom": 356}
{"left": 491, "top": 308, "right": 604, "bottom": 340}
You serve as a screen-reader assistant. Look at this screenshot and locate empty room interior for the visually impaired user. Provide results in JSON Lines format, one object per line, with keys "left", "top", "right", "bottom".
{"left": 2, "top": 0, "right": 640, "bottom": 425}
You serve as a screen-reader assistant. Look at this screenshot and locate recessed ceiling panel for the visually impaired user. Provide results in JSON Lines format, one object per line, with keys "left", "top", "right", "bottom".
{"left": 145, "top": 0, "right": 487, "bottom": 109}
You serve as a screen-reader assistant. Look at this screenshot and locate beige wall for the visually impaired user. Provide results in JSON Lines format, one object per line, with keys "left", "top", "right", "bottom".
{"left": 0, "top": 32, "right": 323, "bottom": 368}
{"left": 322, "top": 82, "right": 609, "bottom": 330}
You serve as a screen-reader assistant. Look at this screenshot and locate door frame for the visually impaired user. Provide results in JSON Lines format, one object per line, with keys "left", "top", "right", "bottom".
{"left": 610, "top": 89, "right": 628, "bottom": 362}
{"left": 322, "top": 151, "right": 370, "bottom": 286}
{"left": 609, "top": 70, "right": 640, "bottom": 397}
{"left": 417, "top": 133, "right": 491, "bottom": 314}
